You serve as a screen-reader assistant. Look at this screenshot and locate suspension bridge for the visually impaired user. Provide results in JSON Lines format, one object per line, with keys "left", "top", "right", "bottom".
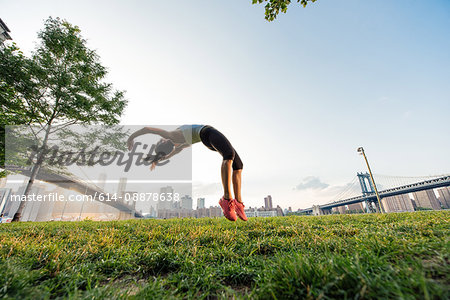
{"left": 3, "top": 165, "right": 143, "bottom": 218}
{"left": 298, "top": 173, "right": 450, "bottom": 215}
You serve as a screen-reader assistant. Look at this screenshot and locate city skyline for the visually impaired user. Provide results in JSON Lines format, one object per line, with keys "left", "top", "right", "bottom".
{"left": 1, "top": 178, "right": 449, "bottom": 221}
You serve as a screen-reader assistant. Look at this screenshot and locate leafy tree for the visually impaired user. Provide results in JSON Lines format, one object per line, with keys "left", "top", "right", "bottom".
{"left": 0, "top": 17, "right": 127, "bottom": 221}
{"left": 1, "top": 43, "right": 41, "bottom": 179}
{"left": 0, "top": 44, "right": 39, "bottom": 125}
{"left": 252, "top": 0, "right": 317, "bottom": 21}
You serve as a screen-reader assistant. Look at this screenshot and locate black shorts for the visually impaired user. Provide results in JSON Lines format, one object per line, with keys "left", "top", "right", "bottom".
{"left": 199, "top": 126, "right": 243, "bottom": 170}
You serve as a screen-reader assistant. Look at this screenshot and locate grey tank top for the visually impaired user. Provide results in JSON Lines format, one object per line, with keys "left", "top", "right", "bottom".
{"left": 177, "top": 125, "right": 205, "bottom": 144}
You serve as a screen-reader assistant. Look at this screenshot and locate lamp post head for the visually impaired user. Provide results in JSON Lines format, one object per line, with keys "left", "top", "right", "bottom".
{"left": 357, "top": 147, "right": 364, "bottom": 155}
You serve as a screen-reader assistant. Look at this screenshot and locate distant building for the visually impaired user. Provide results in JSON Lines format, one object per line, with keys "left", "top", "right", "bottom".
{"left": 347, "top": 202, "right": 365, "bottom": 213}
{"left": 437, "top": 187, "right": 450, "bottom": 209}
{"left": 264, "top": 195, "right": 273, "bottom": 210}
{"left": 158, "top": 186, "right": 174, "bottom": 211}
{"left": 381, "top": 194, "right": 414, "bottom": 213}
{"left": 413, "top": 190, "right": 441, "bottom": 210}
{"left": 330, "top": 203, "right": 365, "bottom": 214}
{"left": 181, "top": 195, "right": 193, "bottom": 210}
{"left": 245, "top": 208, "right": 277, "bottom": 218}
{"left": 195, "top": 206, "right": 222, "bottom": 218}
{"left": 156, "top": 208, "right": 179, "bottom": 219}
{"left": 117, "top": 177, "right": 127, "bottom": 198}
{"left": 197, "top": 197, "right": 205, "bottom": 209}
{"left": 122, "top": 191, "right": 138, "bottom": 209}
{"left": 149, "top": 205, "right": 156, "bottom": 217}
{"left": 0, "top": 18, "right": 12, "bottom": 46}
{"left": 245, "top": 205, "right": 283, "bottom": 218}
{"left": 332, "top": 205, "right": 346, "bottom": 214}
{"left": 157, "top": 205, "right": 222, "bottom": 219}
{"left": 275, "top": 205, "right": 284, "bottom": 216}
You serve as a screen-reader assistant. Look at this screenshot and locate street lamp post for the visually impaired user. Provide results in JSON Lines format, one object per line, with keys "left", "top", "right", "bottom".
{"left": 357, "top": 147, "right": 384, "bottom": 213}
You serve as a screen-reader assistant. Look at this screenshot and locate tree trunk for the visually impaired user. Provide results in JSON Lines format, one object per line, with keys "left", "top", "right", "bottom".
{"left": 12, "top": 124, "right": 52, "bottom": 222}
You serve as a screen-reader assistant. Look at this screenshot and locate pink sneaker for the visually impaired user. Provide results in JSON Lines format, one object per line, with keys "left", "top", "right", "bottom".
{"left": 233, "top": 200, "right": 248, "bottom": 221}
{"left": 219, "top": 197, "right": 237, "bottom": 221}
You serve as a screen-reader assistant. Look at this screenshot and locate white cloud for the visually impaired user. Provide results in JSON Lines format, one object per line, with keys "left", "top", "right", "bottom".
{"left": 294, "top": 176, "right": 329, "bottom": 191}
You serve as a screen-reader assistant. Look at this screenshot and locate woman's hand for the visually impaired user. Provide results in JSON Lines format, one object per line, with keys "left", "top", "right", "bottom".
{"left": 150, "top": 155, "right": 167, "bottom": 171}
{"left": 127, "top": 137, "right": 134, "bottom": 151}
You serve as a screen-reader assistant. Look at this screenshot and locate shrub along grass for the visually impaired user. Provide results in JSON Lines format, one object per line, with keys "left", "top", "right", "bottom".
{"left": 0, "top": 211, "right": 448, "bottom": 299}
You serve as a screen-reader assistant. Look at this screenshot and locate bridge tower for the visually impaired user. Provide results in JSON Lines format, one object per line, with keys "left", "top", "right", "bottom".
{"left": 357, "top": 172, "right": 375, "bottom": 195}
{"left": 357, "top": 172, "right": 380, "bottom": 213}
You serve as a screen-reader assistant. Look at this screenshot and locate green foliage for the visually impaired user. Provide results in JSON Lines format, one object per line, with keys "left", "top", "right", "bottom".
{"left": 31, "top": 17, "right": 127, "bottom": 125}
{"left": 0, "top": 44, "right": 37, "bottom": 178}
{"left": 0, "top": 17, "right": 127, "bottom": 127}
{"left": 0, "top": 43, "right": 41, "bottom": 125}
{"left": 0, "top": 17, "right": 128, "bottom": 180}
{"left": 0, "top": 211, "right": 448, "bottom": 299}
{"left": 252, "top": 0, "right": 318, "bottom": 21}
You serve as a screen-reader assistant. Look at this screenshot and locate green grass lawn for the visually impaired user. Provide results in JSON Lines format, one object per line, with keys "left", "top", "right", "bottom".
{"left": 0, "top": 211, "right": 448, "bottom": 299}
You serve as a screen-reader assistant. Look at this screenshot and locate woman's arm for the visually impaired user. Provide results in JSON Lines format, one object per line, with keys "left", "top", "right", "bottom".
{"left": 148, "top": 143, "right": 190, "bottom": 171}
{"left": 127, "top": 127, "right": 184, "bottom": 150}
{"left": 161, "top": 143, "right": 190, "bottom": 161}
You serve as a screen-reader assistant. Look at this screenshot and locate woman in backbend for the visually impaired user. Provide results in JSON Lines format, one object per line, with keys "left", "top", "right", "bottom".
{"left": 127, "top": 125, "right": 247, "bottom": 221}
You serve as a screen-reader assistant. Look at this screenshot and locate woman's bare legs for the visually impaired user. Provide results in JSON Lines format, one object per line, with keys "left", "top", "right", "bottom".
{"left": 232, "top": 168, "right": 247, "bottom": 220}
{"left": 232, "top": 169, "right": 242, "bottom": 203}
{"left": 221, "top": 162, "right": 243, "bottom": 203}
{"left": 221, "top": 159, "right": 233, "bottom": 200}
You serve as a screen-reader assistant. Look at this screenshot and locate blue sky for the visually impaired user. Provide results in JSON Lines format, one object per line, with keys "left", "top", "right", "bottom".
{"left": 3, "top": 0, "right": 450, "bottom": 209}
